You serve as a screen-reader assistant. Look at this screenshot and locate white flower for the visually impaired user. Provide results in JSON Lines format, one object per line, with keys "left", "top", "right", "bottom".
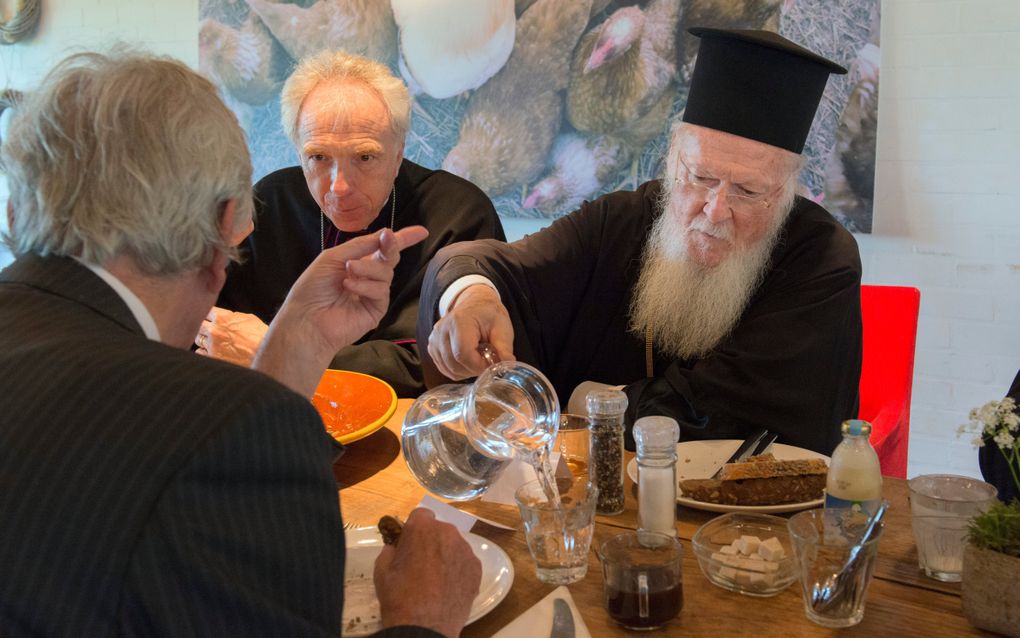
{"left": 965, "top": 397, "right": 1020, "bottom": 496}
{"left": 979, "top": 403, "right": 998, "bottom": 425}
{"left": 1005, "top": 412, "right": 1020, "bottom": 432}
{"left": 994, "top": 431, "right": 1015, "bottom": 449}
{"left": 960, "top": 397, "right": 1020, "bottom": 456}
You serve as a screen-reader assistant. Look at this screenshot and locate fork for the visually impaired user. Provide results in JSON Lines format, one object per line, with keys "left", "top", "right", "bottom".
{"left": 343, "top": 520, "right": 361, "bottom": 530}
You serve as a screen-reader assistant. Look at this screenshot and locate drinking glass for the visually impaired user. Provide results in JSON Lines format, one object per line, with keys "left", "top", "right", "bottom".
{"left": 788, "top": 508, "right": 883, "bottom": 628}
{"left": 599, "top": 531, "right": 683, "bottom": 630}
{"left": 514, "top": 476, "right": 597, "bottom": 584}
{"left": 908, "top": 474, "right": 997, "bottom": 582}
{"left": 556, "top": 414, "right": 591, "bottom": 479}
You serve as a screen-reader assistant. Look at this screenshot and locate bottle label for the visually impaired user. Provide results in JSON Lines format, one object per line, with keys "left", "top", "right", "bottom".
{"left": 824, "top": 493, "right": 882, "bottom": 517}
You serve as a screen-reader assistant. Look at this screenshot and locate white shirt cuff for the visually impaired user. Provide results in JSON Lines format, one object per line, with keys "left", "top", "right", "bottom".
{"left": 438, "top": 275, "right": 500, "bottom": 318}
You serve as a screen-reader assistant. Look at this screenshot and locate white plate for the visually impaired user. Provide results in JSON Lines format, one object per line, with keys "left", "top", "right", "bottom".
{"left": 342, "top": 527, "right": 514, "bottom": 636}
{"left": 626, "top": 439, "right": 830, "bottom": 514}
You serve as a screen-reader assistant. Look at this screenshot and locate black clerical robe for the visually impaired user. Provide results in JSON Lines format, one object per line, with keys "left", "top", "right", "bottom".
{"left": 418, "top": 180, "right": 862, "bottom": 455}
{"left": 220, "top": 159, "right": 505, "bottom": 397}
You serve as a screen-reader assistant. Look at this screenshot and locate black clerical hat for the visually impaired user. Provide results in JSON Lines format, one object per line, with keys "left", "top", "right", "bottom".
{"left": 682, "top": 28, "right": 847, "bottom": 154}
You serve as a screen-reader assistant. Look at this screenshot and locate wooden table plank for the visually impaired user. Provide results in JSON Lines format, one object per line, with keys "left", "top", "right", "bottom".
{"left": 333, "top": 400, "right": 981, "bottom": 636}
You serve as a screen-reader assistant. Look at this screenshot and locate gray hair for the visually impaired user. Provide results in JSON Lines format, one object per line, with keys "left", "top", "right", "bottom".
{"left": 1, "top": 49, "right": 253, "bottom": 275}
{"left": 280, "top": 50, "right": 411, "bottom": 149}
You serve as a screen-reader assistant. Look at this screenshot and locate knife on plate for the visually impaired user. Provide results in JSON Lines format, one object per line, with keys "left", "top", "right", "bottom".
{"left": 752, "top": 432, "right": 778, "bottom": 457}
{"left": 710, "top": 428, "right": 770, "bottom": 479}
{"left": 551, "top": 598, "right": 575, "bottom": 638}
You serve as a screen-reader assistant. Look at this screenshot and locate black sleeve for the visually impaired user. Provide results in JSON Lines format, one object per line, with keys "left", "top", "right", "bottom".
{"left": 417, "top": 204, "right": 608, "bottom": 389}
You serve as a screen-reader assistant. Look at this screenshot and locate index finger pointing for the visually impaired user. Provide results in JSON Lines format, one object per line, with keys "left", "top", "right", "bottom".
{"left": 373, "top": 226, "right": 429, "bottom": 263}
{"left": 392, "top": 226, "right": 428, "bottom": 251}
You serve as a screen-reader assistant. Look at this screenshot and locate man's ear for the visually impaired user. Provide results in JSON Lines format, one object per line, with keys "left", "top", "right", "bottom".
{"left": 6, "top": 201, "right": 14, "bottom": 232}
{"left": 392, "top": 140, "right": 405, "bottom": 180}
{"left": 201, "top": 199, "right": 249, "bottom": 295}
{"left": 218, "top": 199, "right": 253, "bottom": 247}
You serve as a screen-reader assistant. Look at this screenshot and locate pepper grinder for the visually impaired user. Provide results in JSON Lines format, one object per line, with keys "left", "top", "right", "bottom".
{"left": 634, "top": 416, "right": 681, "bottom": 537}
{"left": 587, "top": 388, "right": 628, "bottom": 515}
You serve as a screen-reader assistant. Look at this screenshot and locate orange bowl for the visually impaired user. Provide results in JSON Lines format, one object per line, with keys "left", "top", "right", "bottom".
{"left": 311, "top": 370, "right": 397, "bottom": 444}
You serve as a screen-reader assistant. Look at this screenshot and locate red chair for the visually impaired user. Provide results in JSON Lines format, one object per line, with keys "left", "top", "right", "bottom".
{"left": 858, "top": 285, "right": 920, "bottom": 479}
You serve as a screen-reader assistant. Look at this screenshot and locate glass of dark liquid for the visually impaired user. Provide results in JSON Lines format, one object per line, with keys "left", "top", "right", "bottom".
{"left": 599, "top": 531, "right": 683, "bottom": 630}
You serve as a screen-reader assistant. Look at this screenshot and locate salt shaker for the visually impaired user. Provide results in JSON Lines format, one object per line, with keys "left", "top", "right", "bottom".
{"left": 633, "top": 416, "right": 681, "bottom": 537}
{"left": 588, "top": 388, "right": 628, "bottom": 515}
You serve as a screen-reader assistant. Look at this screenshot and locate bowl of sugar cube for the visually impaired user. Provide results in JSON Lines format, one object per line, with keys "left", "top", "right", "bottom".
{"left": 691, "top": 512, "right": 797, "bottom": 597}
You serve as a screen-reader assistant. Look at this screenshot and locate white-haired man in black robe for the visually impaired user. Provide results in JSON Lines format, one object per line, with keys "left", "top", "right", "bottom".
{"left": 417, "top": 29, "right": 863, "bottom": 454}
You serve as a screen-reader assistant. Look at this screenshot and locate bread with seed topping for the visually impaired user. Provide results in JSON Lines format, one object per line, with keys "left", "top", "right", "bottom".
{"left": 680, "top": 453, "right": 828, "bottom": 506}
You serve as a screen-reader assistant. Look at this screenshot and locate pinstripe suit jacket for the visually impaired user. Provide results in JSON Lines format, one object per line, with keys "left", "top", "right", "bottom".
{"left": 0, "top": 255, "right": 440, "bottom": 638}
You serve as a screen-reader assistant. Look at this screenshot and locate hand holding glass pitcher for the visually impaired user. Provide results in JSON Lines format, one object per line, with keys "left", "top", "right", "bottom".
{"left": 401, "top": 344, "right": 561, "bottom": 500}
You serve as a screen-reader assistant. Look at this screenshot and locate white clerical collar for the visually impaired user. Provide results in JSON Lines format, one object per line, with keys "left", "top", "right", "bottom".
{"left": 74, "top": 258, "right": 162, "bottom": 342}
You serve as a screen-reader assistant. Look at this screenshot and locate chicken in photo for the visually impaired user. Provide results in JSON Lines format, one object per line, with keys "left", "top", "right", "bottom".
{"left": 823, "top": 40, "right": 880, "bottom": 233}
{"left": 391, "top": 0, "right": 516, "bottom": 99}
{"left": 566, "top": 0, "right": 682, "bottom": 151}
{"left": 442, "top": 0, "right": 592, "bottom": 197}
{"left": 199, "top": 13, "right": 285, "bottom": 106}
{"left": 245, "top": 0, "right": 397, "bottom": 65}
{"left": 516, "top": 0, "right": 610, "bottom": 18}
{"left": 522, "top": 131, "right": 631, "bottom": 216}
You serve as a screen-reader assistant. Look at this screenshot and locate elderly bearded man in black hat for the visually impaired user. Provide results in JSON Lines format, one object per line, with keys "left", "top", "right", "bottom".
{"left": 416, "top": 28, "right": 863, "bottom": 455}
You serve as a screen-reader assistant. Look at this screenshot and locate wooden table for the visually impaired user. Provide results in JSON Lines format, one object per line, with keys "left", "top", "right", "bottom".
{"left": 334, "top": 400, "right": 983, "bottom": 637}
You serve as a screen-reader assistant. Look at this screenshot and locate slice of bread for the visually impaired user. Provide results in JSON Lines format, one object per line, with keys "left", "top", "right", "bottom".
{"left": 680, "top": 453, "right": 828, "bottom": 506}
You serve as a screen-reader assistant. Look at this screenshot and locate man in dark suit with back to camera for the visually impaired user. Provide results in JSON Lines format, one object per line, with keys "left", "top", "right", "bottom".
{"left": 0, "top": 50, "right": 478, "bottom": 637}
{"left": 419, "top": 28, "right": 864, "bottom": 455}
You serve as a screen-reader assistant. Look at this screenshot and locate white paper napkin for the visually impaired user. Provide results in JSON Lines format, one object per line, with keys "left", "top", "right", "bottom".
{"left": 416, "top": 495, "right": 514, "bottom": 531}
{"left": 491, "top": 586, "right": 591, "bottom": 638}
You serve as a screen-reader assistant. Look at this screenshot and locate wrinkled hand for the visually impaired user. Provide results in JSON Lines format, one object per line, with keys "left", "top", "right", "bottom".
{"left": 284, "top": 226, "right": 428, "bottom": 350}
{"left": 427, "top": 284, "right": 515, "bottom": 380}
{"left": 373, "top": 509, "right": 481, "bottom": 638}
{"left": 195, "top": 307, "right": 267, "bottom": 366}
{"left": 253, "top": 227, "right": 428, "bottom": 396}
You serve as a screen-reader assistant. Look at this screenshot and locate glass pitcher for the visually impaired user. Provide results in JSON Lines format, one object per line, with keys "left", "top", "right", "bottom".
{"left": 401, "top": 345, "right": 560, "bottom": 500}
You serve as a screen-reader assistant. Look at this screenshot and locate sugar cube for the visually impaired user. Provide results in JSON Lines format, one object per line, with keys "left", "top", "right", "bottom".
{"left": 758, "top": 536, "right": 785, "bottom": 561}
{"left": 735, "top": 535, "right": 761, "bottom": 555}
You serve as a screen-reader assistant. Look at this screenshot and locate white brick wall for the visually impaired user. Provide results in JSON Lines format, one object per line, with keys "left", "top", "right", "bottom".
{"left": 863, "top": 0, "right": 1020, "bottom": 479}
{"left": 1, "top": 1, "right": 1016, "bottom": 483}
{"left": 0, "top": 0, "right": 199, "bottom": 268}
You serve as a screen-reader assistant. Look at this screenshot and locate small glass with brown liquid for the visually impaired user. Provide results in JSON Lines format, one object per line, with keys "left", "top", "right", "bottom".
{"left": 599, "top": 531, "right": 683, "bottom": 630}
{"left": 556, "top": 414, "right": 591, "bottom": 479}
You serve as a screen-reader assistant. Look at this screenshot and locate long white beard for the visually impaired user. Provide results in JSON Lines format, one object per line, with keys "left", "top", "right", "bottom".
{"left": 628, "top": 191, "right": 790, "bottom": 360}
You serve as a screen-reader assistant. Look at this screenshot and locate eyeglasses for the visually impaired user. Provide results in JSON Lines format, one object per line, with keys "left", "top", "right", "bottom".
{"left": 673, "top": 156, "right": 789, "bottom": 212}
